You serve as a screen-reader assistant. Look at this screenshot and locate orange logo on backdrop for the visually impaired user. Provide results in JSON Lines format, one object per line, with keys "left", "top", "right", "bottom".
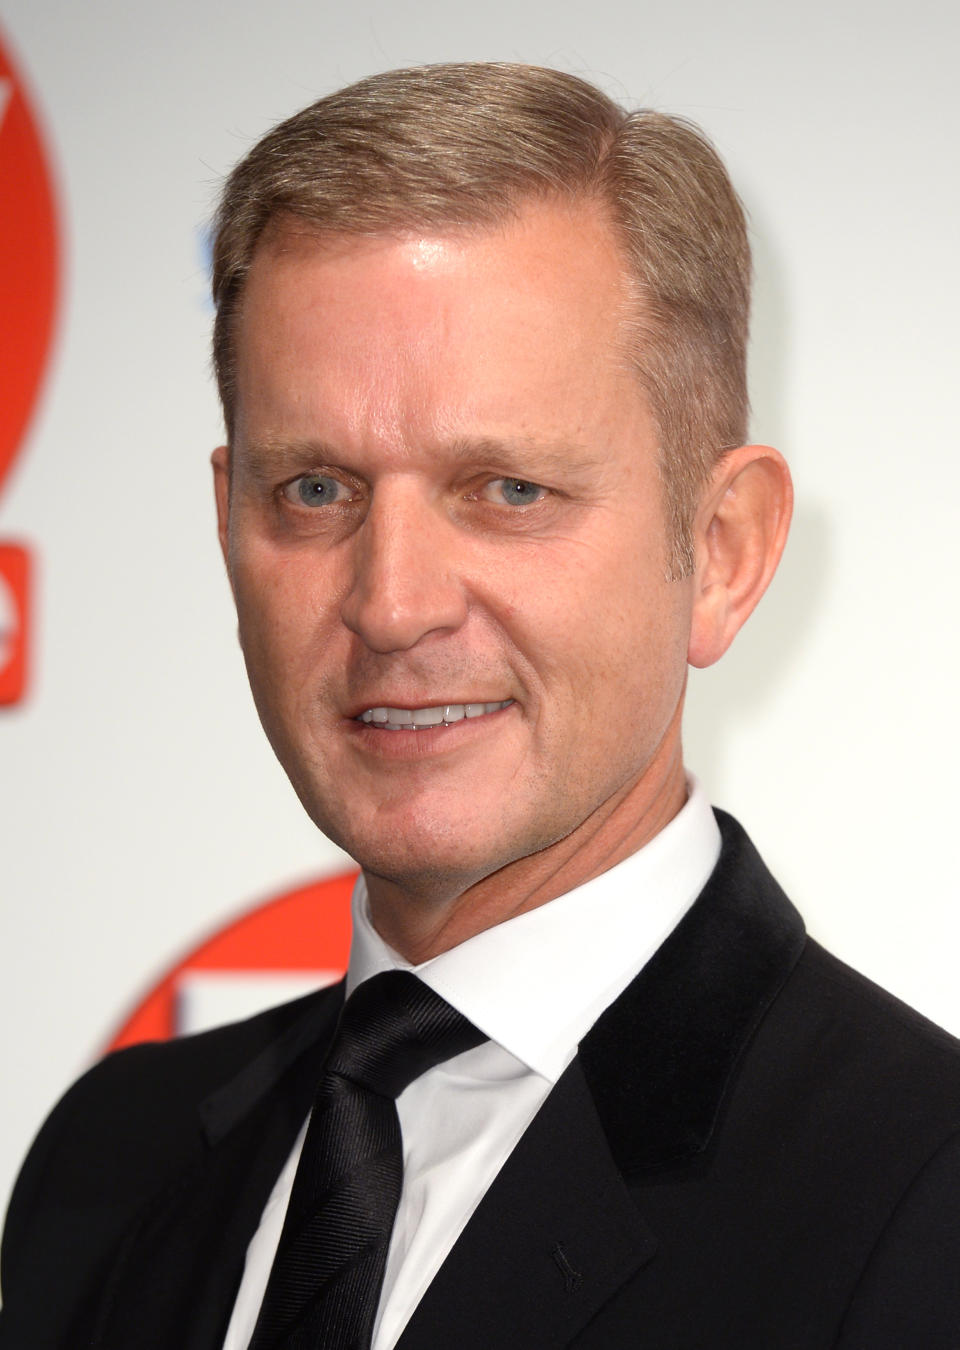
{"left": 0, "top": 29, "right": 59, "bottom": 705}
{"left": 0, "top": 542, "right": 29, "bottom": 703}
{"left": 0, "top": 34, "right": 351, "bottom": 1037}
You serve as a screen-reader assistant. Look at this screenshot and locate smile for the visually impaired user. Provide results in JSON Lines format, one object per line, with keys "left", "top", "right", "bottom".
{"left": 357, "top": 700, "right": 514, "bottom": 731}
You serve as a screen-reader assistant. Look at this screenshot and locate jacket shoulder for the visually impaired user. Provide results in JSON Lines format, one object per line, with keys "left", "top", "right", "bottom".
{"left": 788, "top": 938, "right": 960, "bottom": 1115}
{"left": 0, "top": 982, "right": 342, "bottom": 1320}
{"left": 34, "top": 981, "right": 340, "bottom": 1162}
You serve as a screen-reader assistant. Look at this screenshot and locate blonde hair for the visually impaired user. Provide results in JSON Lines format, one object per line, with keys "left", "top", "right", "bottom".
{"left": 212, "top": 62, "right": 750, "bottom": 575}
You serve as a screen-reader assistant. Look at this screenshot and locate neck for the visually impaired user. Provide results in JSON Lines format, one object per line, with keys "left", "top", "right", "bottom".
{"left": 364, "top": 736, "right": 687, "bottom": 965}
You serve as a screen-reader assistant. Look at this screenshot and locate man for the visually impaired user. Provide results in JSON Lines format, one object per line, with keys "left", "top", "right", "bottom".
{"left": 2, "top": 61, "right": 960, "bottom": 1349}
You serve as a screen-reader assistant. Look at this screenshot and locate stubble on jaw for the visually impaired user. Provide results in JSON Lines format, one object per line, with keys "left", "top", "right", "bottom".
{"left": 357, "top": 698, "right": 688, "bottom": 964}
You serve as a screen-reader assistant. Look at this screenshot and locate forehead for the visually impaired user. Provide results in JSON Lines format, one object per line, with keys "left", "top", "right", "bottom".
{"left": 232, "top": 201, "right": 644, "bottom": 451}
{"left": 241, "top": 199, "right": 632, "bottom": 354}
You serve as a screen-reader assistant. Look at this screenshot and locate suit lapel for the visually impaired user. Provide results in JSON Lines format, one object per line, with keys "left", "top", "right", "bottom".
{"left": 401, "top": 811, "right": 806, "bottom": 1347}
{"left": 397, "top": 1059, "right": 657, "bottom": 1350}
{"left": 579, "top": 809, "right": 807, "bottom": 1175}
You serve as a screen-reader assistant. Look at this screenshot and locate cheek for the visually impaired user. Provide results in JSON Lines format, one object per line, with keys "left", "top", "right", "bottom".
{"left": 235, "top": 568, "right": 288, "bottom": 660}
{"left": 232, "top": 543, "right": 335, "bottom": 656}
{"left": 505, "top": 552, "right": 664, "bottom": 676}
{"left": 530, "top": 570, "right": 689, "bottom": 739}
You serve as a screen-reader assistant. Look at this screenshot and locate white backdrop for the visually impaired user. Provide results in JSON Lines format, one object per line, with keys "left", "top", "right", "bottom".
{"left": 1, "top": 0, "right": 958, "bottom": 1223}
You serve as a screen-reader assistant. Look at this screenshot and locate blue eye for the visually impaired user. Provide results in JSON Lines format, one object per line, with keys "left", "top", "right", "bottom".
{"left": 285, "top": 474, "right": 345, "bottom": 507}
{"left": 491, "top": 479, "right": 545, "bottom": 506}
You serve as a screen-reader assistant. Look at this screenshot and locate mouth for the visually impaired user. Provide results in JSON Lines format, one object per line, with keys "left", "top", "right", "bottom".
{"left": 356, "top": 699, "right": 514, "bottom": 731}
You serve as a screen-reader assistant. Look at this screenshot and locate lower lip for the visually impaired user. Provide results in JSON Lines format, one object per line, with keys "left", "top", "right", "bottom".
{"left": 346, "top": 703, "right": 516, "bottom": 760}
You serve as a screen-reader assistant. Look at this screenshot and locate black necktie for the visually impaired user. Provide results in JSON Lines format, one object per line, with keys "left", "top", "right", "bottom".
{"left": 248, "top": 970, "right": 485, "bottom": 1350}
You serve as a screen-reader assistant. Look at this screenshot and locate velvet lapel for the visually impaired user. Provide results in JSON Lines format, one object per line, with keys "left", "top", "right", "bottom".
{"left": 399, "top": 812, "right": 805, "bottom": 1347}
{"left": 90, "top": 983, "right": 345, "bottom": 1350}
{"left": 579, "top": 809, "right": 806, "bottom": 1175}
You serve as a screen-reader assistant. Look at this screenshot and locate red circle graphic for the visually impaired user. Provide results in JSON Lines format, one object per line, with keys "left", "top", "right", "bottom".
{"left": 0, "top": 28, "right": 59, "bottom": 495}
{"left": 107, "top": 871, "right": 357, "bottom": 1051}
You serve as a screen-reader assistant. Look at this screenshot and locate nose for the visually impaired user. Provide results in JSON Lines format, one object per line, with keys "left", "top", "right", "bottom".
{"left": 340, "top": 486, "right": 469, "bottom": 653}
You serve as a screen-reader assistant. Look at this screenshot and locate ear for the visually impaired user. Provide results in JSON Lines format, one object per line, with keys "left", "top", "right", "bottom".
{"left": 211, "top": 444, "right": 232, "bottom": 581}
{"left": 687, "top": 444, "right": 792, "bottom": 669}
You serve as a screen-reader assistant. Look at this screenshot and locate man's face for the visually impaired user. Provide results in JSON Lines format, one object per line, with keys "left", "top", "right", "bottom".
{"left": 216, "top": 201, "right": 695, "bottom": 903}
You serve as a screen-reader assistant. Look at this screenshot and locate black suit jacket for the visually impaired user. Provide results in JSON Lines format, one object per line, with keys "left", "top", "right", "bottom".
{"left": 4, "top": 812, "right": 960, "bottom": 1348}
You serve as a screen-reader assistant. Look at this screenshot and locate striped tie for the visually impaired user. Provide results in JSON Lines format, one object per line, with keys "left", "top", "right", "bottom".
{"left": 248, "top": 971, "right": 485, "bottom": 1350}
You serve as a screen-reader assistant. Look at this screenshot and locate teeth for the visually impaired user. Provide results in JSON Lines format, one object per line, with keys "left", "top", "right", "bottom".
{"left": 412, "top": 705, "right": 444, "bottom": 727}
{"left": 358, "top": 700, "right": 512, "bottom": 730}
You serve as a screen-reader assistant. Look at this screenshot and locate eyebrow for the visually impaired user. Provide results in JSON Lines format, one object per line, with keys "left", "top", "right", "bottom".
{"left": 236, "top": 435, "right": 603, "bottom": 483}
{"left": 236, "top": 439, "right": 344, "bottom": 486}
{"left": 447, "top": 436, "right": 602, "bottom": 479}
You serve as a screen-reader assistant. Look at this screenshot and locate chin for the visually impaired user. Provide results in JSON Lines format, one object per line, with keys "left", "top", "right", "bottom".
{"left": 347, "top": 804, "right": 579, "bottom": 906}
{"left": 321, "top": 803, "right": 515, "bottom": 896}
{"left": 352, "top": 841, "right": 494, "bottom": 905}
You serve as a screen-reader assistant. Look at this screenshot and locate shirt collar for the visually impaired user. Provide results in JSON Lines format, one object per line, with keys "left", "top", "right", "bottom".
{"left": 347, "top": 776, "right": 720, "bottom": 1084}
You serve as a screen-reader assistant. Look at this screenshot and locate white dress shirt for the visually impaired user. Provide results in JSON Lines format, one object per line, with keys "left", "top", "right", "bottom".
{"left": 222, "top": 778, "right": 721, "bottom": 1350}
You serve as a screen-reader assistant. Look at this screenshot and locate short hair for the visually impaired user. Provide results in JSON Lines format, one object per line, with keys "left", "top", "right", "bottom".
{"left": 212, "top": 62, "right": 750, "bottom": 576}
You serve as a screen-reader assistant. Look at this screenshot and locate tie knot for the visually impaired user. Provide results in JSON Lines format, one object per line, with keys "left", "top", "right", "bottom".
{"left": 326, "top": 970, "right": 484, "bottom": 1099}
